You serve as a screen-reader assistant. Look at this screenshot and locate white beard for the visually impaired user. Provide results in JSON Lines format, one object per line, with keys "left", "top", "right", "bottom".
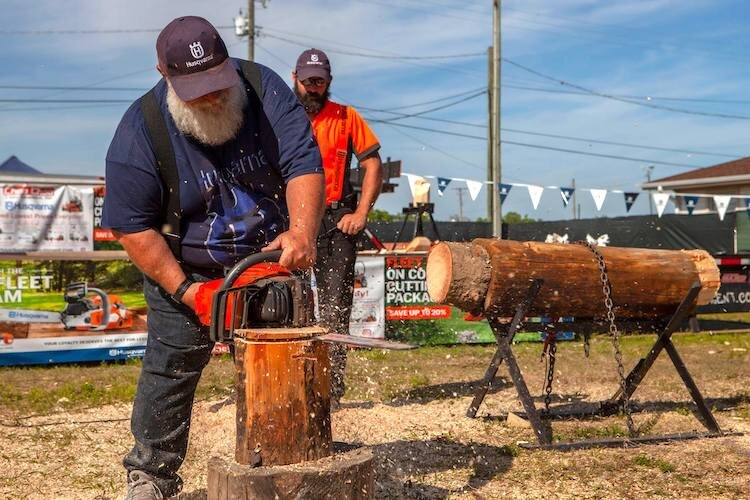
{"left": 166, "top": 82, "right": 247, "bottom": 146}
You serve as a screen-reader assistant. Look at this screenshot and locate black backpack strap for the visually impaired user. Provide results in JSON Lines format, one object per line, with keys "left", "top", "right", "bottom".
{"left": 238, "top": 59, "right": 263, "bottom": 103}
{"left": 139, "top": 88, "right": 182, "bottom": 261}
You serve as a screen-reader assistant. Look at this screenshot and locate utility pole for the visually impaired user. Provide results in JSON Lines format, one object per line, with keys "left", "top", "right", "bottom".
{"left": 486, "top": 46, "right": 493, "bottom": 221}
{"left": 454, "top": 187, "right": 468, "bottom": 221}
{"left": 491, "top": 0, "right": 502, "bottom": 237}
{"left": 646, "top": 165, "right": 654, "bottom": 215}
{"left": 247, "top": 0, "right": 255, "bottom": 61}
{"left": 571, "top": 178, "right": 577, "bottom": 219}
{"left": 234, "top": 1, "right": 268, "bottom": 62}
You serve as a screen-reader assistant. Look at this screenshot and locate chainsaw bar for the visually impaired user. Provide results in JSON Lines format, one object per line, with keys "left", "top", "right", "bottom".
{"left": 316, "top": 333, "right": 416, "bottom": 350}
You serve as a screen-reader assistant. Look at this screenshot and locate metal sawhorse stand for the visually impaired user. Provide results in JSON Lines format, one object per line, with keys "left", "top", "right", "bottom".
{"left": 467, "top": 279, "right": 740, "bottom": 450}
{"left": 391, "top": 203, "right": 441, "bottom": 250}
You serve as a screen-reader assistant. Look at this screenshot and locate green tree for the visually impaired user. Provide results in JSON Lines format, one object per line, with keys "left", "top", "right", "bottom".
{"left": 503, "top": 211, "right": 536, "bottom": 224}
{"left": 368, "top": 209, "right": 404, "bottom": 222}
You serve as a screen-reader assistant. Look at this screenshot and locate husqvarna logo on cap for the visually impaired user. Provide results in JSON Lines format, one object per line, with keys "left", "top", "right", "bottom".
{"left": 189, "top": 41, "right": 205, "bottom": 59}
{"left": 311, "top": 54, "right": 319, "bottom": 62}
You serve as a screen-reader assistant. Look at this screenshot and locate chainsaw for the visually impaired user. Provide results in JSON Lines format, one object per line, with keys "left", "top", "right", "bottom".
{"left": 207, "top": 250, "right": 415, "bottom": 350}
{"left": 0, "top": 282, "right": 133, "bottom": 331}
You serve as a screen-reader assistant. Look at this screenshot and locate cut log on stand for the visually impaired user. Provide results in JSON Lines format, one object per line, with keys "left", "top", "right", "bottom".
{"left": 426, "top": 239, "right": 720, "bottom": 318}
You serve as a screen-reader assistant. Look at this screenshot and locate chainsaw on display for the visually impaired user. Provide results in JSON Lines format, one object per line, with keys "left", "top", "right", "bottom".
{"left": 202, "top": 250, "right": 414, "bottom": 350}
{"left": 0, "top": 282, "right": 133, "bottom": 331}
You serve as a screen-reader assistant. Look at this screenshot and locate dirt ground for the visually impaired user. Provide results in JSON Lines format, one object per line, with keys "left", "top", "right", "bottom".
{"left": 1, "top": 332, "right": 749, "bottom": 499}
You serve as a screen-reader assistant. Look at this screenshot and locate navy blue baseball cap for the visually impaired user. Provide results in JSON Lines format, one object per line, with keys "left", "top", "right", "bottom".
{"left": 295, "top": 48, "right": 332, "bottom": 81}
{"left": 156, "top": 16, "right": 239, "bottom": 101}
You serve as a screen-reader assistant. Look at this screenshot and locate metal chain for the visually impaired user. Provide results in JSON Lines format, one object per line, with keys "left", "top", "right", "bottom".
{"left": 543, "top": 335, "right": 557, "bottom": 412}
{"left": 577, "top": 241, "right": 636, "bottom": 436}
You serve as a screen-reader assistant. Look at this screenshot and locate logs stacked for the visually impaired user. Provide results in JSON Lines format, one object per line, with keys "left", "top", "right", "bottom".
{"left": 426, "top": 239, "right": 720, "bottom": 318}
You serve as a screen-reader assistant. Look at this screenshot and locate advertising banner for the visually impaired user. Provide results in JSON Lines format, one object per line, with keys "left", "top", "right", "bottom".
{"left": 348, "top": 256, "right": 385, "bottom": 338}
{"left": 93, "top": 185, "right": 117, "bottom": 247}
{"left": 0, "top": 184, "right": 94, "bottom": 252}
{"left": 696, "top": 283, "right": 750, "bottom": 314}
{"left": 0, "top": 333, "right": 147, "bottom": 366}
{"left": 0, "top": 258, "right": 147, "bottom": 366}
{"left": 382, "top": 254, "right": 496, "bottom": 345}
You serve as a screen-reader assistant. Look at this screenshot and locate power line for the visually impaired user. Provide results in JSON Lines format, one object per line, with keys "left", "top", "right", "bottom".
{"left": 367, "top": 120, "right": 703, "bottom": 169}
{"left": 500, "top": 128, "right": 740, "bottom": 159}
{"left": 0, "top": 103, "right": 125, "bottom": 112}
{"left": 503, "top": 58, "right": 750, "bottom": 120}
{"left": 261, "top": 32, "right": 484, "bottom": 60}
{"left": 501, "top": 83, "right": 750, "bottom": 105}
{"left": 373, "top": 91, "right": 484, "bottom": 123}
{"left": 0, "top": 98, "right": 132, "bottom": 103}
{"left": 361, "top": 100, "right": 740, "bottom": 158}
{"left": 358, "top": 87, "right": 486, "bottom": 112}
{"left": 0, "top": 84, "right": 147, "bottom": 91}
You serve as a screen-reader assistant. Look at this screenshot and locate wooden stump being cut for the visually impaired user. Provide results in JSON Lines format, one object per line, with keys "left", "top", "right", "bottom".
{"left": 207, "top": 446, "right": 374, "bottom": 500}
{"left": 233, "top": 327, "right": 332, "bottom": 466}
{"left": 427, "top": 239, "right": 720, "bottom": 318}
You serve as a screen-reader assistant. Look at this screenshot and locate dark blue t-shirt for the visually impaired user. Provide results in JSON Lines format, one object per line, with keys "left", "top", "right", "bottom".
{"left": 102, "top": 60, "right": 322, "bottom": 269}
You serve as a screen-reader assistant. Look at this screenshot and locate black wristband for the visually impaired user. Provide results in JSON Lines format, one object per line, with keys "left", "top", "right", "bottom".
{"left": 171, "top": 277, "right": 194, "bottom": 304}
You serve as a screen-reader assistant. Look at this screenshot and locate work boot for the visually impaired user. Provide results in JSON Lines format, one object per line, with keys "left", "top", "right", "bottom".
{"left": 125, "top": 470, "right": 164, "bottom": 500}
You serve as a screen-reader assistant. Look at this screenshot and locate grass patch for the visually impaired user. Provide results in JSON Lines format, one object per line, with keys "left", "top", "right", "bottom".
{"left": 675, "top": 406, "right": 692, "bottom": 417}
{"left": 633, "top": 454, "right": 676, "bottom": 473}
{"left": 556, "top": 424, "right": 628, "bottom": 441}
{"left": 0, "top": 355, "right": 235, "bottom": 417}
{"left": 409, "top": 373, "right": 430, "bottom": 389}
{"left": 10, "top": 290, "right": 146, "bottom": 311}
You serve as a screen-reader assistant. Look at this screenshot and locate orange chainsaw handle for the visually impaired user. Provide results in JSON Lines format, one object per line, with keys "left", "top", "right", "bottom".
{"left": 208, "top": 250, "right": 284, "bottom": 342}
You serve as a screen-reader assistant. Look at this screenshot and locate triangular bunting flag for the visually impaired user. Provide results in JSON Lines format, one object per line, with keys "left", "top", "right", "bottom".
{"left": 465, "top": 180, "right": 483, "bottom": 201}
{"left": 590, "top": 189, "right": 607, "bottom": 211}
{"left": 436, "top": 177, "right": 452, "bottom": 196}
{"left": 623, "top": 192, "right": 639, "bottom": 212}
{"left": 404, "top": 174, "right": 422, "bottom": 199}
{"left": 683, "top": 196, "right": 699, "bottom": 215}
{"left": 560, "top": 187, "right": 574, "bottom": 207}
{"left": 714, "top": 195, "right": 731, "bottom": 221}
{"left": 527, "top": 185, "right": 544, "bottom": 210}
{"left": 498, "top": 183, "right": 513, "bottom": 205}
{"left": 653, "top": 192, "right": 670, "bottom": 218}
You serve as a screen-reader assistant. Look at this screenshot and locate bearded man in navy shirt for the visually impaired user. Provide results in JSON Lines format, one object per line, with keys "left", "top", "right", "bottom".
{"left": 102, "top": 16, "right": 324, "bottom": 499}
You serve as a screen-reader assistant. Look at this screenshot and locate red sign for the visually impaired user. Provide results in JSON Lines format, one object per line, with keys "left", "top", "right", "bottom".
{"left": 94, "top": 228, "right": 116, "bottom": 241}
{"left": 386, "top": 305, "right": 451, "bottom": 320}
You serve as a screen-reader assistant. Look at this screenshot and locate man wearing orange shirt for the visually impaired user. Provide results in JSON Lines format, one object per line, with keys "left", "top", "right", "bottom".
{"left": 293, "top": 48, "right": 383, "bottom": 404}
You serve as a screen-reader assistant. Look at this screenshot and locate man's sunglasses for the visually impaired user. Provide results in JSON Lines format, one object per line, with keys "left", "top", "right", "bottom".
{"left": 300, "top": 77, "right": 327, "bottom": 87}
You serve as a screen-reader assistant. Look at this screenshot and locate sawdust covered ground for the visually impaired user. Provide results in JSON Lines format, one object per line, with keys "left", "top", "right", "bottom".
{"left": 1, "top": 333, "right": 749, "bottom": 499}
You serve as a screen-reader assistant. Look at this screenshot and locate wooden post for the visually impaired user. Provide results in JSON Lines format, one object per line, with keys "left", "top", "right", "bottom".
{"left": 233, "top": 327, "right": 332, "bottom": 466}
{"left": 426, "top": 239, "right": 720, "bottom": 318}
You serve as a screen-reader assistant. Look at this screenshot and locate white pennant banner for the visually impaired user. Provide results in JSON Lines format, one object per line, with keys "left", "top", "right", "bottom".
{"left": 590, "top": 189, "right": 608, "bottom": 211}
{"left": 404, "top": 174, "right": 423, "bottom": 199}
{"left": 653, "top": 192, "right": 671, "bottom": 218}
{"left": 714, "top": 195, "right": 731, "bottom": 221}
{"left": 527, "top": 185, "right": 545, "bottom": 210}
{"left": 465, "top": 179, "right": 483, "bottom": 201}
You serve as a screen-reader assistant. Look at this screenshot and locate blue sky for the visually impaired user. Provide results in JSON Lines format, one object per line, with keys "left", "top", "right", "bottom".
{"left": 1, "top": 0, "right": 749, "bottom": 222}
